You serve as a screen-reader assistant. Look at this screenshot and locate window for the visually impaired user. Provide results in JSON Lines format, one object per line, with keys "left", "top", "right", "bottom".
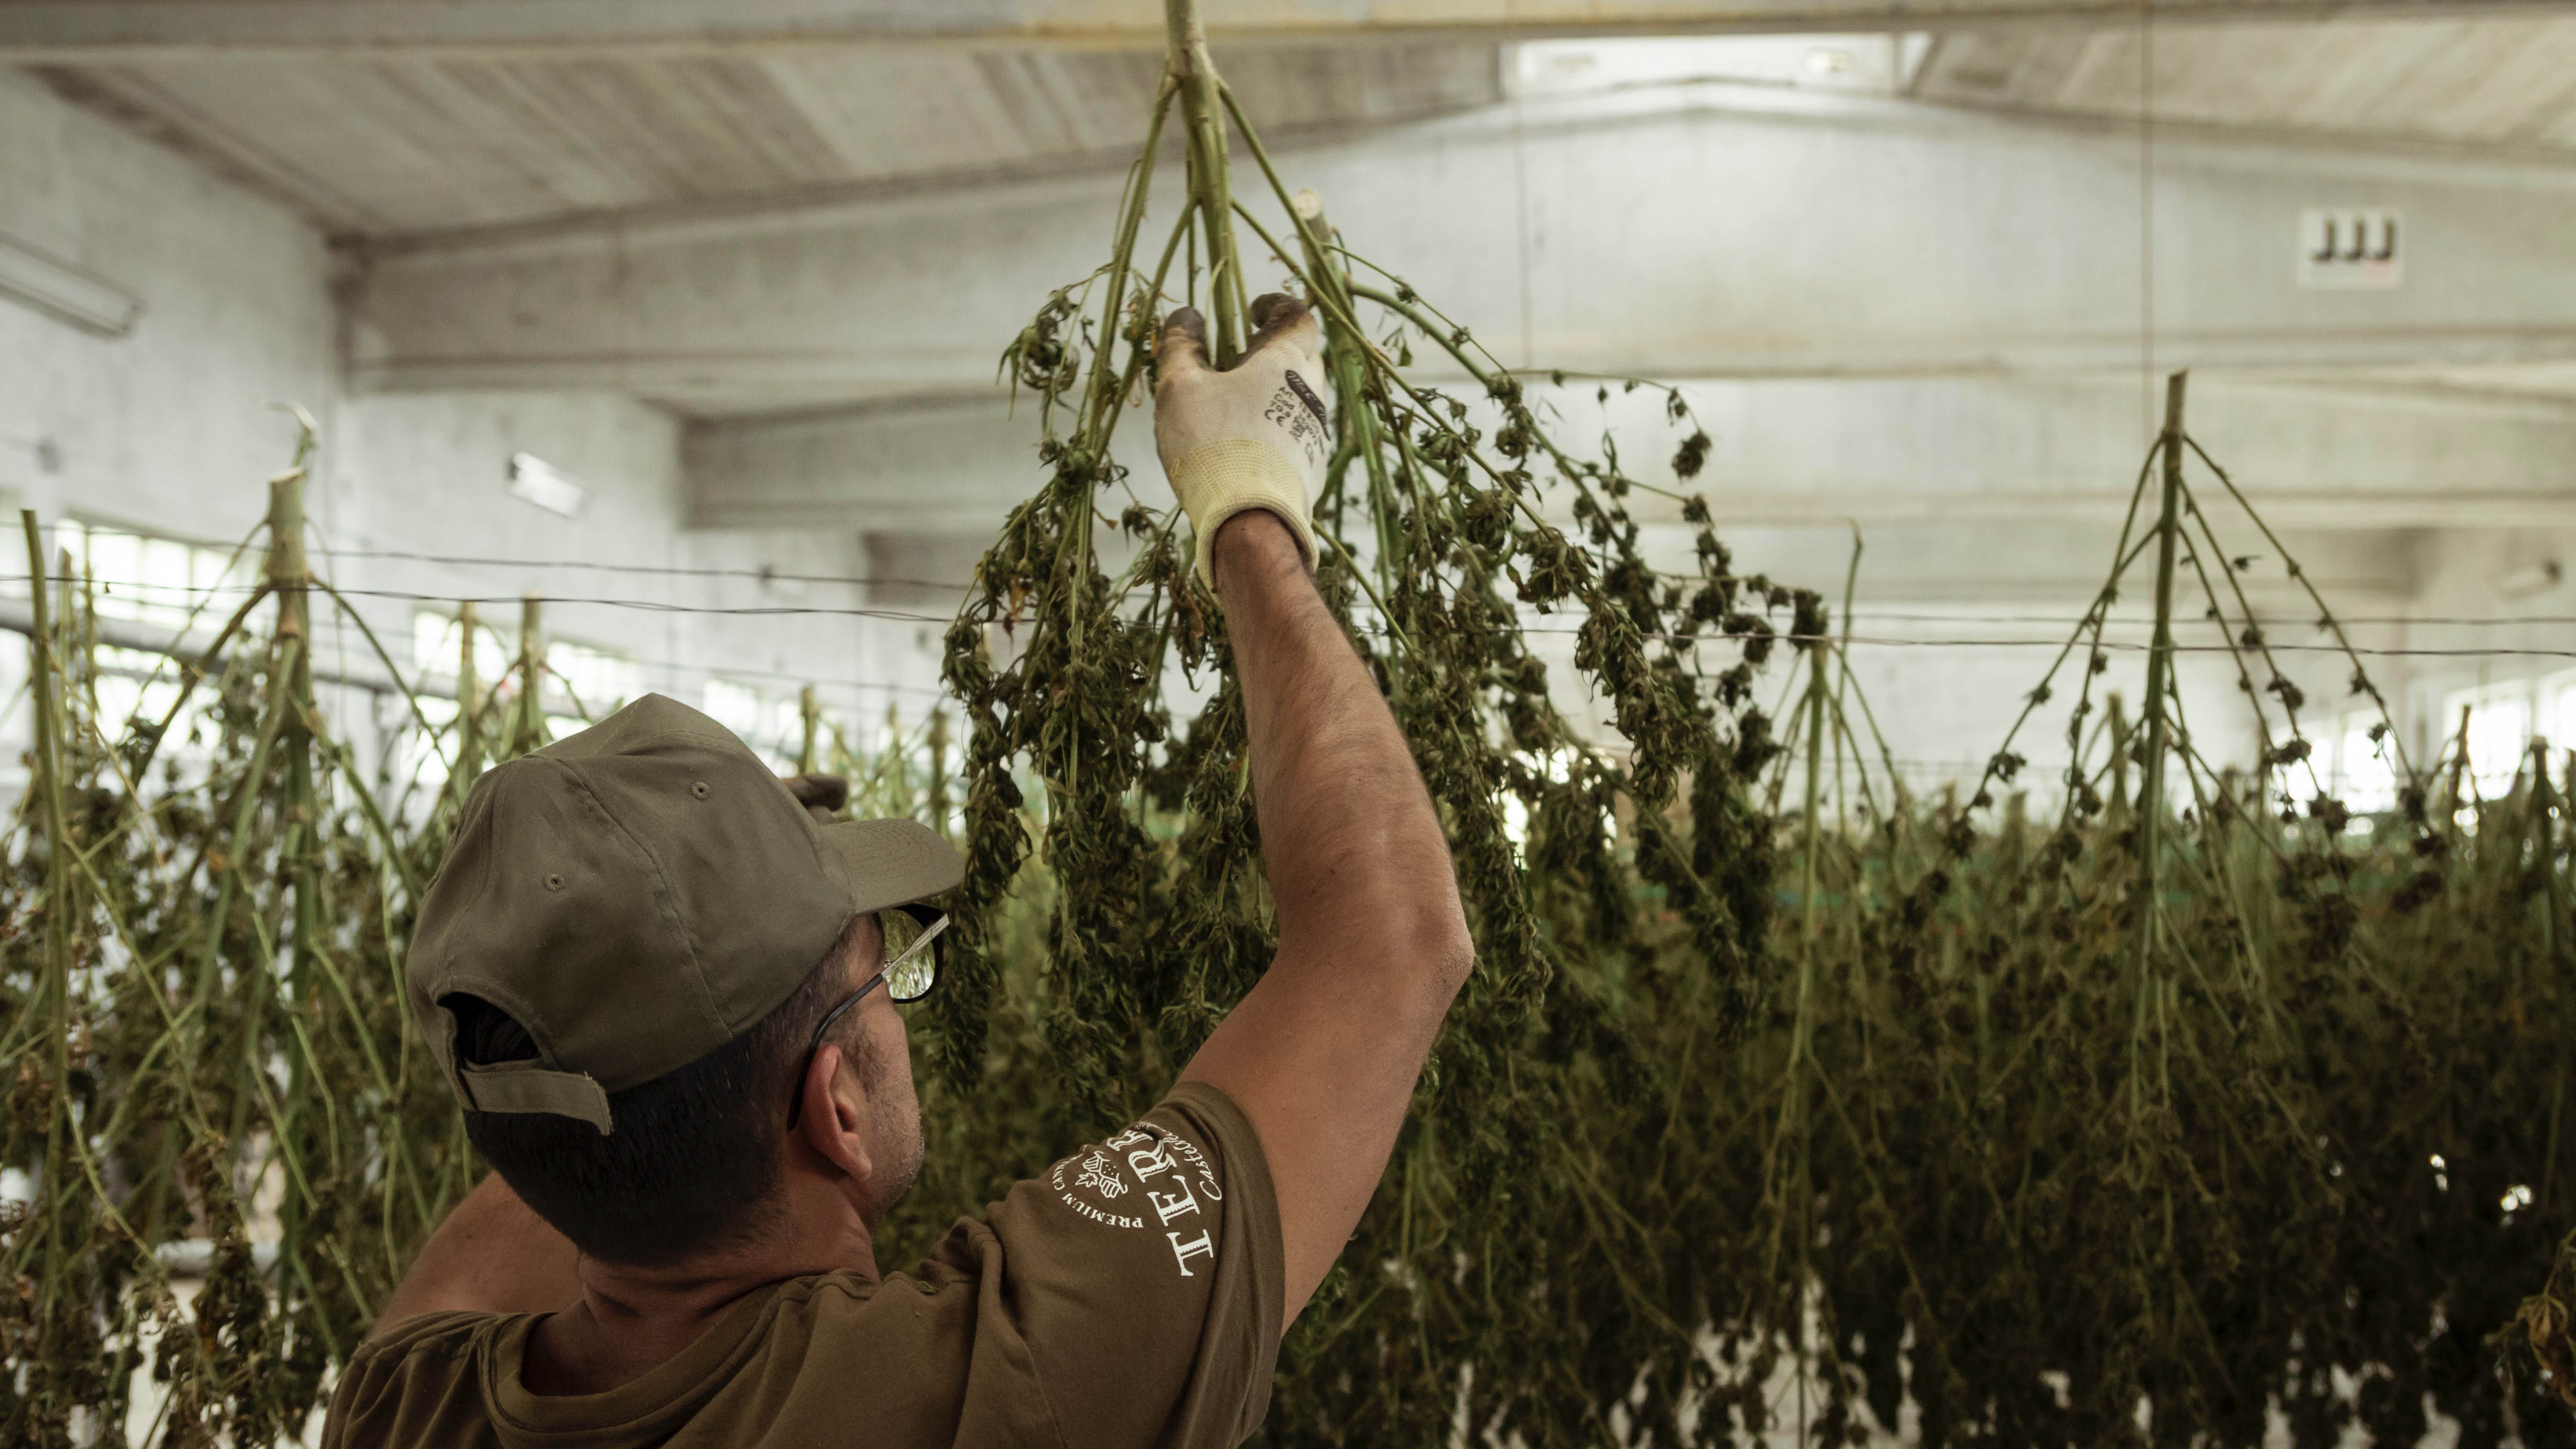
{"left": 702, "top": 678, "right": 801, "bottom": 762}
{"left": 548, "top": 639, "right": 647, "bottom": 718}
{"left": 702, "top": 678, "right": 766, "bottom": 736}
{"left": 411, "top": 609, "right": 512, "bottom": 685}
{"left": 91, "top": 644, "right": 220, "bottom": 774}
{"left": 380, "top": 693, "right": 461, "bottom": 804}
{"left": 2440, "top": 680, "right": 2541, "bottom": 799}
{"left": 56, "top": 520, "right": 256, "bottom": 633}
{"left": 2326, "top": 709, "right": 2398, "bottom": 816}
{"left": 2542, "top": 669, "right": 2576, "bottom": 755}
{"left": 414, "top": 608, "right": 644, "bottom": 738}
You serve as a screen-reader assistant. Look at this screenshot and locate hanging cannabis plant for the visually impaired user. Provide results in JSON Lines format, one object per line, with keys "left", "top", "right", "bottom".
{"left": 0, "top": 447, "right": 604, "bottom": 1445}
{"left": 5, "top": 10, "right": 2570, "bottom": 1443}
{"left": 918, "top": 14, "right": 2576, "bottom": 1428}
{"left": 926, "top": 1, "right": 1814, "bottom": 1441}
{"left": 1704, "top": 374, "right": 2576, "bottom": 1449}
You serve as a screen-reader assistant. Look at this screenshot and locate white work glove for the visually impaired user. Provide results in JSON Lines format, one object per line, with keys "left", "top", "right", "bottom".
{"left": 1153, "top": 294, "right": 1331, "bottom": 592}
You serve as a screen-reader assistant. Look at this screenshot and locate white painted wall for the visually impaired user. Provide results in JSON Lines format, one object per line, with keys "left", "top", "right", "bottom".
{"left": 347, "top": 84, "right": 2576, "bottom": 410}
{"left": 0, "top": 68, "right": 938, "bottom": 792}
{"left": 0, "top": 68, "right": 335, "bottom": 542}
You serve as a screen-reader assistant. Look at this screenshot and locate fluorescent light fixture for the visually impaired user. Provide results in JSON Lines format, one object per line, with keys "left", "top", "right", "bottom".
{"left": 2499, "top": 559, "right": 2563, "bottom": 600}
{"left": 0, "top": 231, "right": 142, "bottom": 338}
{"left": 1514, "top": 35, "right": 1895, "bottom": 96}
{"left": 506, "top": 453, "right": 591, "bottom": 518}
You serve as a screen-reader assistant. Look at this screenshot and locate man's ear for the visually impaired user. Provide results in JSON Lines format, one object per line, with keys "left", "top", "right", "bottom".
{"left": 793, "top": 1042, "right": 873, "bottom": 1188}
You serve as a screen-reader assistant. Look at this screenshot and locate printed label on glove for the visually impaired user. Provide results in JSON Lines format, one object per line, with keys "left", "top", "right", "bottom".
{"left": 1263, "top": 369, "right": 1330, "bottom": 468}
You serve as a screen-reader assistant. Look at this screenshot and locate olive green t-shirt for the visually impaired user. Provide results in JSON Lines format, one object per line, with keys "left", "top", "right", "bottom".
{"left": 323, "top": 1082, "right": 1281, "bottom": 1449}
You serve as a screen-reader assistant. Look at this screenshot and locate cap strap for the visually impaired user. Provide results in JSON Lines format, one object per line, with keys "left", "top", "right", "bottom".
{"left": 457, "top": 1059, "right": 615, "bottom": 1135}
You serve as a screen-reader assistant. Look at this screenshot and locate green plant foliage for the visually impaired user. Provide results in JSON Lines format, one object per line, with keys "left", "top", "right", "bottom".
{"left": 4, "top": 14, "right": 2574, "bottom": 1447}
{"left": 907, "top": 11, "right": 2576, "bottom": 1448}
{"left": 0, "top": 453, "right": 475, "bottom": 1445}
{"left": 926, "top": 15, "right": 1800, "bottom": 1447}
{"left": 0, "top": 486, "right": 990, "bottom": 1442}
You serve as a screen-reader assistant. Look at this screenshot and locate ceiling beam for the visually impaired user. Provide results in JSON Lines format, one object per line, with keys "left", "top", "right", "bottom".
{"left": 337, "top": 83, "right": 2576, "bottom": 266}
{"left": 347, "top": 89, "right": 2576, "bottom": 414}
{"left": 338, "top": 111, "right": 1395, "bottom": 265}
{"left": 683, "top": 374, "right": 2576, "bottom": 535}
{"left": 3, "top": 0, "right": 2567, "bottom": 60}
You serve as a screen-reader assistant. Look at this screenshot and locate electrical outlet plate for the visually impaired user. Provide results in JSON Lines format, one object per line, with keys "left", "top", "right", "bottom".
{"left": 2297, "top": 207, "right": 2402, "bottom": 290}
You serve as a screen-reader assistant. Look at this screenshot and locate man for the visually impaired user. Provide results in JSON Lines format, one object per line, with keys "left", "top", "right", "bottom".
{"left": 323, "top": 294, "right": 1475, "bottom": 1448}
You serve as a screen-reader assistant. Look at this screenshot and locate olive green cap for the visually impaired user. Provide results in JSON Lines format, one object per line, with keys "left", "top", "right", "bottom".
{"left": 404, "top": 693, "right": 961, "bottom": 1135}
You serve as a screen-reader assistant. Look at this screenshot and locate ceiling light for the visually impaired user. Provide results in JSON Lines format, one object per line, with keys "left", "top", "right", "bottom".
{"left": 0, "top": 231, "right": 142, "bottom": 338}
{"left": 1517, "top": 35, "right": 1881, "bottom": 94}
{"left": 506, "top": 453, "right": 591, "bottom": 518}
{"left": 2498, "top": 559, "right": 2563, "bottom": 600}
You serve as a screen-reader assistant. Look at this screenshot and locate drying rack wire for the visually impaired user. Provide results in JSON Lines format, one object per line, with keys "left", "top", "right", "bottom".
{"left": 13, "top": 575, "right": 2576, "bottom": 662}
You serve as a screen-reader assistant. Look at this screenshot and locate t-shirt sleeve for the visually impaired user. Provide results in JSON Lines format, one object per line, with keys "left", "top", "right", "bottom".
{"left": 978, "top": 1078, "right": 1283, "bottom": 1449}
{"left": 318, "top": 1312, "right": 496, "bottom": 1448}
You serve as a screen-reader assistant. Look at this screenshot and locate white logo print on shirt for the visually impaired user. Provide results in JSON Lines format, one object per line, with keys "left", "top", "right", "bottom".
{"left": 1050, "top": 1149, "right": 1145, "bottom": 1230}
{"left": 1108, "top": 1125, "right": 1225, "bottom": 1278}
{"left": 1042, "top": 1123, "right": 1226, "bottom": 1278}
{"left": 1073, "top": 1151, "right": 1128, "bottom": 1198}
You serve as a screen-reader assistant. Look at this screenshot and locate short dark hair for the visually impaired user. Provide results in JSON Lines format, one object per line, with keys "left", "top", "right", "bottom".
{"left": 451, "top": 913, "right": 875, "bottom": 1266}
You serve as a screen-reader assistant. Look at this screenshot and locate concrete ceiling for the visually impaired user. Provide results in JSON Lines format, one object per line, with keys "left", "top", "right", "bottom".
{"left": 9, "top": 0, "right": 2576, "bottom": 559}
{"left": 1917, "top": 12, "right": 2576, "bottom": 149}
{"left": 24, "top": 42, "right": 1500, "bottom": 234}
{"left": 8, "top": 1, "right": 2567, "bottom": 55}
{"left": 11, "top": 3, "right": 2575, "bottom": 246}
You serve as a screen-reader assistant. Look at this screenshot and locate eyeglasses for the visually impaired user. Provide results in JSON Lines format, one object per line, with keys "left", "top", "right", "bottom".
{"left": 784, "top": 904, "right": 947, "bottom": 1129}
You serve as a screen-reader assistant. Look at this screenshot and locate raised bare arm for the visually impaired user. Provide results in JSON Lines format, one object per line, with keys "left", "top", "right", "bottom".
{"left": 1160, "top": 300, "right": 1476, "bottom": 1327}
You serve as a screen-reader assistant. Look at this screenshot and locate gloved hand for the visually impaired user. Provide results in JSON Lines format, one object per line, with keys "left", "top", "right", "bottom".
{"left": 1154, "top": 293, "right": 1331, "bottom": 592}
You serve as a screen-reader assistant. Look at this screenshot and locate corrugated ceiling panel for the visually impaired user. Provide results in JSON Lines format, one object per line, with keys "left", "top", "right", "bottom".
{"left": 34, "top": 19, "right": 2569, "bottom": 238}
{"left": 1926, "top": 16, "right": 2576, "bottom": 152}
{"left": 31, "top": 40, "right": 1500, "bottom": 234}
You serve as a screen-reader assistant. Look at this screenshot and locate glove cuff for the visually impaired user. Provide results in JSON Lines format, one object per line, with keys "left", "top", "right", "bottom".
{"left": 1170, "top": 438, "right": 1318, "bottom": 592}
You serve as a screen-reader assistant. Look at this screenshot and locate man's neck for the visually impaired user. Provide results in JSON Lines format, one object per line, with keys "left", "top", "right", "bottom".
{"left": 522, "top": 1217, "right": 878, "bottom": 1396}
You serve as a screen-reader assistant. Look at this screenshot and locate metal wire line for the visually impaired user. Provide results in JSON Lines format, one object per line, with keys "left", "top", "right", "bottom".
{"left": 22, "top": 579, "right": 2576, "bottom": 666}
{"left": 30, "top": 570, "right": 2576, "bottom": 634}
{"left": 20, "top": 593, "right": 950, "bottom": 703}
{"left": 11, "top": 576, "right": 960, "bottom": 625}
{"left": 331, "top": 585, "right": 958, "bottom": 624}
{"left": 305, "top": 549, "right": 2567, "bottom": 632}
{"left": 41, "top": 522, "right": 979, "bottom": 592}
{"left": 307, "top": 544, "right": 972, "bottom": 594}
{"left": 48, "top": 526, "right": 2533, "bottom": 627}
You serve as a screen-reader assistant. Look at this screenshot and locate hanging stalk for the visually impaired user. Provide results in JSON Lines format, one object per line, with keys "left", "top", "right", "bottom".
{"left": 1833, "top": 531, "right": 1863, "bottom": 829}
{"left": 2183, "top": 435, "right": 2421, "bottom": 786}
{"left": 2135, "top": 372, "right": 2188, "bottom": 979}
{"left": 2535, "top": 740, "right": 2570, "bottom": 969}
{"left": 1167, "top": 0, "right": 1245, "bottom": 364}
{"left": 799, "top": 686, "right": 821, "bottom": 774}
{"left": 926, "top": 709, "right": 953, "bottom": 839}
{"left": 266, "top": 449, "right": 329, "bottom": 1373}
{"left": 454, "top": 599, "right": 484, "bottom": 807}
{"left": 1767, "top": 636, "right": 1832, "bottom": 1277}
{"left": 19, "top": 511, "right": 78, "bottom": 1386}
{"left": 941, "top": 3, "right": 1805, "bottom": 1436}
{"left": 516, "top": 592, "right": 546, "bottom": 752}
{"left": 1290, "top": 190, "right": 1403, "bottom": 629}
{"left": 2109, "top": 694, "right": 2133, "bottom": 818}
